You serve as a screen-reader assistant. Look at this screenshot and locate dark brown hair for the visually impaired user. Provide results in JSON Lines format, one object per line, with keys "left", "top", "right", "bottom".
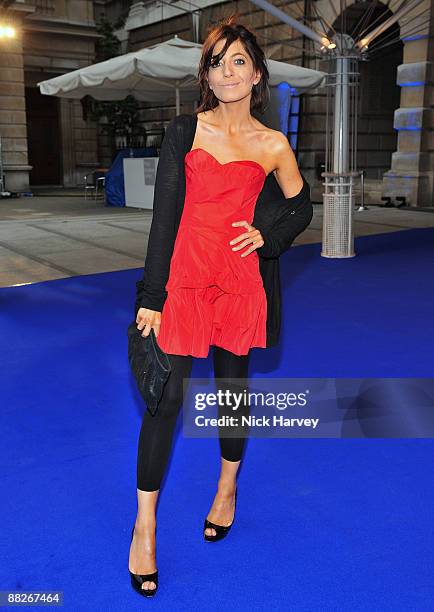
{"left": 195, "top": 15, "right": 270, "bottom": 115}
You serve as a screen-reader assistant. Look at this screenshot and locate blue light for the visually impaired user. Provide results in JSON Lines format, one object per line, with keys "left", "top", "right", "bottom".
{"left": 277, "top": 82, "right": 292, "bottom": 135}
{"left": 277, "top": 83, "right": 300, "bottom": 150}
{"left": 402, "top": 34, "right": 429, "bottom": 42}
{"left": 399, "top": 82, "right": 425, "bottom": 87}
{"left": 395, "top": 127, "right": 422, "bottom": 131}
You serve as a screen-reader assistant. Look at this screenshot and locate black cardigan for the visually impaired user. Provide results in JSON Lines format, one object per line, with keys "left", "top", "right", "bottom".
{"left": 136, "top": 113, "right": 313, "bottom": 348}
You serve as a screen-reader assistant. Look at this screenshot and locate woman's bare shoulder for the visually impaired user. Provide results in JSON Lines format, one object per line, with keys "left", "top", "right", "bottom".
{"left": 252, "top": 118, "right": 287, "bottom": 149}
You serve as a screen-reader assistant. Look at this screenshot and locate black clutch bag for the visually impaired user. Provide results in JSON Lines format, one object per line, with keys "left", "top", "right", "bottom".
{"left": 127, "top": 321, "right": 172, "bottom": 416}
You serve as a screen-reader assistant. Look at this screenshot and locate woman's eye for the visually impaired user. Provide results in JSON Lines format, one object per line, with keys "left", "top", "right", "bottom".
{"left": 210, "top": 58, "right": 245, "bottom": 68}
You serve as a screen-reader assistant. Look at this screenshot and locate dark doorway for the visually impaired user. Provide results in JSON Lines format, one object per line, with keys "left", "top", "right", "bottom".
{"left": 25, "top": 87, "right": 63, "bottom": 185}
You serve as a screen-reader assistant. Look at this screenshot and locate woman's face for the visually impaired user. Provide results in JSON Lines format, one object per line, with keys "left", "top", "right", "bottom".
{"left": 207, "top": 38, "right": 261, "bottom": 103}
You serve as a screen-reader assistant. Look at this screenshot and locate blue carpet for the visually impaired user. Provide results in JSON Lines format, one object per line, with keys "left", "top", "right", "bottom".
{"left": 1, "top": 227, "right": 433, "bottom": 611}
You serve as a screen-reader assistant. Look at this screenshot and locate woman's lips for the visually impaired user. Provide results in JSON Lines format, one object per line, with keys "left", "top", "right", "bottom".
{"left": 221, "top": 83, "right": 239, "bottom": 87}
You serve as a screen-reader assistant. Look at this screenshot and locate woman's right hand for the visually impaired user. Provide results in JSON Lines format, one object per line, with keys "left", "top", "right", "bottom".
{"left": 136, "top": 307, "right": 161, "bottom": 338}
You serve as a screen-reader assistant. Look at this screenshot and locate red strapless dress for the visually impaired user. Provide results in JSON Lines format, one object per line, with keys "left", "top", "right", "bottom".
{"left": 156, "top": 147, "right": 268, "bottom": 357}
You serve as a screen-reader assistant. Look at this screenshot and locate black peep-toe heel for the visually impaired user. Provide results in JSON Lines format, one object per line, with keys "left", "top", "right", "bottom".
{"left": 203, "top": 488, "right": 238, "bottom": 542}
{"left": 129, "top": 526, "right": 158, "bottom": 597}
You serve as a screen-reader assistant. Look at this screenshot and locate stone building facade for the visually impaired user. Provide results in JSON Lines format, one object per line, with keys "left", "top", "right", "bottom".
{"left": 1, "top": 0, "right": 99, "bottom": 191}
{"left": 122, "top": 0, "right": 434, "bottom": 206}
{"left": 1, "top": 0, "right": 432, "bottom": 206}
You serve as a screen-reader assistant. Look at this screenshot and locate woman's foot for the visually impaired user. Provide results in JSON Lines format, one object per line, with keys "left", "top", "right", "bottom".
{"left": 129, "top": 522, "right": 157, "bottom": 592}
{"left": 204, "top": 484, "right": 237, "bottom": 537}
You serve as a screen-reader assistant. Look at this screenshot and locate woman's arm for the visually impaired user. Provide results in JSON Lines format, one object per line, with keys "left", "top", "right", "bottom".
{"left": 255, "top": 175, "right": 313, "bottom": 259}
{"left": 271, "top": 133, "right": 304, "bottom": 199}
{"left": 136, "top": 117, "right": 181, "bottom": 313}
{"left": 254, "top": 133, "right": 313, "bottom": 259}
{"left": 234, "top": 133, "right": 313, "bottom": 261}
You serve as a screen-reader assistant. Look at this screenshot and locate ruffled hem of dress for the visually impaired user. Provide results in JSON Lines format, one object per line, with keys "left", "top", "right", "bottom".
{"left": 156, "top": 285, "right": 267, "bottom": 358}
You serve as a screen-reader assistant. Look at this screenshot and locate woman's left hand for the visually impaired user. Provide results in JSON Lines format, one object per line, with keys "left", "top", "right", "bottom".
{"left": 229, "top": 220, "right": 265, "bottom": 257}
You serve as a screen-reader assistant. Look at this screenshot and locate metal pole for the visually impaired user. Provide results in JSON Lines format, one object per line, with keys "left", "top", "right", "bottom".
{"left": 321, "top": 52, "right": 357, "bottom": 258}
{"left": 333, "top": 57, "right": 349, "bottom": 174}
{"left": 175, "top": 85, "right": 180, "bottom": 116}
{"left": 357, "top": 170, "right": 369, "bottom": 210}
{"left": 248, "top": 0, "right": 330, "bottom": 46}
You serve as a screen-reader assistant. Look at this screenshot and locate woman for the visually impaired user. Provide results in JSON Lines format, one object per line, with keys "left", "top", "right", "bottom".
{"left": 129, "top": 17, "right": 308, "bottom": 596}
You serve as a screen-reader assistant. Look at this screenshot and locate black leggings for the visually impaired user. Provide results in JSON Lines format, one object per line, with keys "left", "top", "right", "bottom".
{"left": 137, "top": 345, "right": 250, "bottom": 492}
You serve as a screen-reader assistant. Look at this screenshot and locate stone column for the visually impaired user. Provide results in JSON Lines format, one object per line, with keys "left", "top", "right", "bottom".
{"left": 382, "top": 12, "right": 434, "bottom": 207}
{"left": 0, "top": 21, "right": 31, "bottom": 191}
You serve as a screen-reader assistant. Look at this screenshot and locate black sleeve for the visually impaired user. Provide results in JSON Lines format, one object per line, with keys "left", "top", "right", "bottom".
{"left": 136, "top": 117, "right": 181, "bottom": 313}
{"left": 255, "top": 176, "right": 313, "bottom": 260}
